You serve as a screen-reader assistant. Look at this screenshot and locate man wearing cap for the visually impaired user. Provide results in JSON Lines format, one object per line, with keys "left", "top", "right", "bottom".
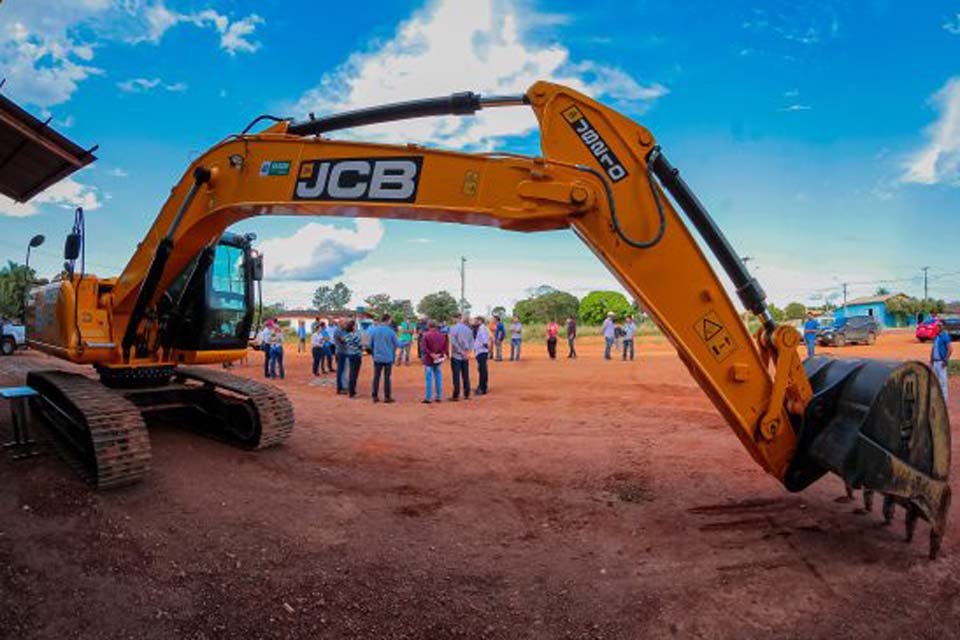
{"left": 602, "top": 311, "right": 616, "bottom": 360}
{"left": 931, "top": 321, "right": 952, "bottom": 402}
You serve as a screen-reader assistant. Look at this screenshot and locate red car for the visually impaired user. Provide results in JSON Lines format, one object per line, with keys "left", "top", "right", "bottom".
{"left": 916, "top": 318, "right": 941, "bottom": 342}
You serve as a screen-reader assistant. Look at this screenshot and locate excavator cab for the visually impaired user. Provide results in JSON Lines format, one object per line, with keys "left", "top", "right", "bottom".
{"left": 157, "top": 233, "right": 258, "bottom": 355}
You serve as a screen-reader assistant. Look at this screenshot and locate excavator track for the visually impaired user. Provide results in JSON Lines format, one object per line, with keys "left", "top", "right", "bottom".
{"left": 174, "top": 366, "right": 294, "bottom": 449}
{"left": 26, "top": 370, "right": 151, "bottom": 489}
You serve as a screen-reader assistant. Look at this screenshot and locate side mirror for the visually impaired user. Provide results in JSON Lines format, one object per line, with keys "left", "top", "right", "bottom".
{"left": 250, "top": 253, "right": 264, "bottom": 281}
{"left": 64, "top": 233, "right": 81, "bottom": 261}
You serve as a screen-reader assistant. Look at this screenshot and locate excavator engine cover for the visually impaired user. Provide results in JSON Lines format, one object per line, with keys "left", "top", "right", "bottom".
{"left": 785, "top": 356, "right": 951, "bottom": 556}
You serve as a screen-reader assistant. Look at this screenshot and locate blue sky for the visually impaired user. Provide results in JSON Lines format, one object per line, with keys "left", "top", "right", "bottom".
{"left": 1, "top": 0, "right": 958, "bottom": 313}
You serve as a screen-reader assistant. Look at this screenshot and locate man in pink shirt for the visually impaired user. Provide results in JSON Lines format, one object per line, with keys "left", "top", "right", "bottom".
{"left": 419, "top": 320, "right": 448, "bottom": 404}
{"left": 546, "top": 319, "right": 559, "bottom": 359}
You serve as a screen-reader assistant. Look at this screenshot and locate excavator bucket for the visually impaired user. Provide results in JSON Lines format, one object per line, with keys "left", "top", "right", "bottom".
{"left": 785, "top": 356, "right": 951, "bottom": 558}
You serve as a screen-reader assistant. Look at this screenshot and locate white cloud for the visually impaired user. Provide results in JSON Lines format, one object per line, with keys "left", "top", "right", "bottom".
{"left": 289, "top": 0, "right": 666, "bottom": 149}
{"left": 116, "top": 77, "right": 188, "bottom": 93}
{"left": 408, "top": 238, "right": 433, "bottom": 244}
{"left": 258, "top": 256, "right": 629, "bottom": 314}
{"left": 106, "top": 168, "right": 129, "bottom": 178}
{"left": 219, "top": 15, "right": 264, "bottom": 55}
{"left": 901, "top": 77, "right": 960, "bottom": 185}
{"left": 129, "top": 2, "right": 263, "bottom": 55}
{"left": 778, "top": 104, "right": 812, "bottom": 112}
{"left": 0, "top": 178, "right": 102, "bottom": 218}
{"left": 0, "top": 4, "right": 107, "bottom": 108}
{"left": 943, "top": 14, "right": 960, "bottom": 35}
{"left": 257, "top": 220, "right": 385, "bottom": 281}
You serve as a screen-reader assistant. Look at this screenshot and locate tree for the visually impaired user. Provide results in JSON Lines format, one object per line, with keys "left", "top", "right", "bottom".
{"left": 390, "top": 299, "right": 415, "bottom": 320}
{"left": 417, "top": 291, "right": 460, "bottom": 321}
{"left": 363, "top": 293, "right": 393, "bottom": 317}
{"left": 885, "top": 295, "right": 946, "bottom": 326}
{"left": 0, "top": 261, "right": 46, "bottom": 321}
{"left": 513, "top": 289, "right": 579, "bottom": 324}
{"left": 875, "top": 286, "right": 890, "bottom": 296}
{"left": 578, "top": 291, "right": 632, "bottom": 324}
{"left": 766, "top": 303, "right": 785, "bottom": 323}
{"left": 491, "top": 305, "right": 507, "bottom": 318}
{"left": 313, "top": 281, "right": 352, "bottom": 310}
{"left": 254, "top": 301, "right": 286, "bottom": 328}
{"left": 784, "top": 302, "right": 807, "bottom": 320}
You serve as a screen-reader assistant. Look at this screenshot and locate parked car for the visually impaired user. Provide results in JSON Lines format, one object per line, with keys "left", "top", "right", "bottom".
{"left": 916, "top": 318, "right": 942, "bottom": 342}
{"left": 942, "top": 316, "right": 960, "bottom": 340}
{"left": 817, "top": 315, "right": 880, "bottom": 346}
{"left": 1, "top": 317, "right": 27, "bottom": 356}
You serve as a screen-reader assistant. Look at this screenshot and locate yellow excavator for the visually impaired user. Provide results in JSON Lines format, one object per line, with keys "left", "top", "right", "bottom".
{"left": 22, "top": 81, "right": 950, "bottom": 557}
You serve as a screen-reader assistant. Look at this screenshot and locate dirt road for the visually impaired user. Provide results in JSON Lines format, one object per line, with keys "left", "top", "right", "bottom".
{"left": 1, "top": 331, "right": 957, "bottom": 639}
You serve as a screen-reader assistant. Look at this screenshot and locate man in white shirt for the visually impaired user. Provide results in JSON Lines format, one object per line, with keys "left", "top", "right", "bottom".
{"left": 473, "top": 316, "right": 491, "bottom": 395}
{"left": 602, "top": 312, "right": 616, "bottom": 360}
{"left": 448, "top": 314, "right": 474, "bottom": 401}
{"left": 257, "top": 321, "right": 273, "bottom": 378}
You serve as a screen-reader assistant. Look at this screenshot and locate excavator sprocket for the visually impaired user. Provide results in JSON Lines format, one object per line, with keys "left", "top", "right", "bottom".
{"left": 173, "top": 366, "right": 294, "bottom": 449}
{"left": 26, "top": 370, "right": 152, "bottom": 489}
{"left": 786, "top": 357, "right": 952, "bottom": 558}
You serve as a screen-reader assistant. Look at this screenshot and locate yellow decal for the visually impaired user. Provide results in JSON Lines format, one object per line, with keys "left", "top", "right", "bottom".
{"left": 694, "top": 310, "right": 736, "bottom": 362}
{"left": 463, "top": 170, "right": 480, "bottom": 196}
{"left": 562, "top": 105, "right": 583, "bottom": 123}
{"left": 298, "top": 163, "right": 314, "bottom": 179}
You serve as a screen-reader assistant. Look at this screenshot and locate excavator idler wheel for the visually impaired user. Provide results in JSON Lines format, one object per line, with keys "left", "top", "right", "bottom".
{"left": 785, "top": 357, "right": 951, "bottom": 559}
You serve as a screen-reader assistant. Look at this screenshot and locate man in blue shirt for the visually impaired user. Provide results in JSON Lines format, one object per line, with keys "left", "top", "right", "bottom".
{"left": 803, "top": 312, "right": 819, "bottom": 359}
{"left": 493, "top": 314, "right": 506, "bottom": 362}
{"left": 368, "top": 314, "right": 400, "bottom": 403}
{"left": 449, "top": 314, "right": 474, "bottom": 400}
{"left": 931, "top": 322, "right": 952, "bottom": 403}
{"left": 622, "top": 315, "right": 637, "bottom": 360}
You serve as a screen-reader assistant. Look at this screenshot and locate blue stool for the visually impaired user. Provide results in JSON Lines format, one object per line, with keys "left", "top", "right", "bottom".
{"left": 1, "top": 386, "right": 42, "bottom": 460}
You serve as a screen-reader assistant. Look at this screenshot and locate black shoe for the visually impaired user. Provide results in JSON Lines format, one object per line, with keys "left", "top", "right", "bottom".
{"left": 385, "top": 398, "right": 396, "bottom": 404}
{"left": 434, "top": 398, "right": 442, "bottom": 403}
{"left": 450, "top": 396, "right": 459, "bottom": 402}
{"left": 373, "top": 396, "right": 380, "bottom": 403}
{"left": 421, "top": 399, "right": 432, "bottom": 404}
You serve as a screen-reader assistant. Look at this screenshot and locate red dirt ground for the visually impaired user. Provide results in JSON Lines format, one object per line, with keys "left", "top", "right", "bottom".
{"left": 1, "top": 331, "right": 957, "bottom": 639}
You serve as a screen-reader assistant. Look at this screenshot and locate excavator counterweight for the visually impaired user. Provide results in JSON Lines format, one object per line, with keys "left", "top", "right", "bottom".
{"left": 20, "top": 81, "right": 950, "bottom": 558}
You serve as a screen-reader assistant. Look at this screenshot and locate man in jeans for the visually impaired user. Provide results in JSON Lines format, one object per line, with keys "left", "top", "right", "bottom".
{"left": 396, "top": 317, "right": 414, "bottom": 366}
{"left": 602, "top": 312, "right": 616, "bottom": 360}
{"left": 509, "top": 316, "right": 523, "bottom": 361}
{"left": 333, "top": 319, "right": 349, "bottom": 395}
{"left": 420, "top": 320, "right": 447, "bottom": 404}
{"left": 931, "top": 322, "right": 952, "bottom": 402}
{"left": 493, "top": 315, "right": 506, "bottom": 362}
{"left": 623, "top": 315, "right": 637, "bottom": 361}
{"left": 566, "top": 316, "right": 577, "bottom": 359}
{"left": 473, "top": 316, "right": 491, "bottom": 395}
{"left": 449, "top": 314, "right": 473, "bottom": 400}
{"left": 368, "top": 313, "right": 400, "bottom": 403}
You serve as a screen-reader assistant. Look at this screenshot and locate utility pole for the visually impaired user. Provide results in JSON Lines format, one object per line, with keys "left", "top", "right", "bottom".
{"left": 459, "top": 256, "right": 467, "bottom": 315}
{"left": 842, "top": 282, "right": 848, "bottom": 314}
{"left": 921, "top": 266, "right": 930, "bottom": 302}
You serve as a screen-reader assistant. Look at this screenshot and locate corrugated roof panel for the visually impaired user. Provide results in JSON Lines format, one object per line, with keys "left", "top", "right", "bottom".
{"left": 0, "top": 93, "right": 96, "bottom": 203}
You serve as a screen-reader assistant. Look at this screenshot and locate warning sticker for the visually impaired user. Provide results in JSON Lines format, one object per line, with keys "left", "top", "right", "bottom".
{"left": 694, "top": 310, "right": 737, "bottom": 362}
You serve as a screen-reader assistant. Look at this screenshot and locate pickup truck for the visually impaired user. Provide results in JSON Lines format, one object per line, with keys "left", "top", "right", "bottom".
{"left": 1, "top": 318, "right": 26, "bottom": 356}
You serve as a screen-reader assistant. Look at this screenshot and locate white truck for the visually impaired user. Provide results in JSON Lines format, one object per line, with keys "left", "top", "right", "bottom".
{"left": 1, "top": 317, "right": 26, "bottom": 355}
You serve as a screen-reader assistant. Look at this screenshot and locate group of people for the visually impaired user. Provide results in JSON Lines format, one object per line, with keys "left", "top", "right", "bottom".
{"left": 258, "top": 310, "right": 647, "bottom": 402}
{"left": 601, "top": 312, "right": 638, "bottom": 361}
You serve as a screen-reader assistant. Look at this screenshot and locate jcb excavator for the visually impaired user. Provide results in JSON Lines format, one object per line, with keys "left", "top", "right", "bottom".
{"left": 24, "top": 82, "right": 951, "bottom": 557}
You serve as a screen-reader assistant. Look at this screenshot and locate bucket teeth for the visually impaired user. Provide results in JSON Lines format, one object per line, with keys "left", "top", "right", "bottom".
{"left": 881, "top": 495, "right": 896, "bottom": 524}
{"left": 862, "top": 489, "right": 874, "bottom": 513}
{"left": 905, "top": 504, "right": 920, "bottom": 543}
{"left": 787, "top": 357, "right": 952, "bottom": 560}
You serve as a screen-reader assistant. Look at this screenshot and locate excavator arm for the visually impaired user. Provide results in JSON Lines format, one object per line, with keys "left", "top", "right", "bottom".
{"left": 27, "top": 81, "right": 950, "bottom": 556}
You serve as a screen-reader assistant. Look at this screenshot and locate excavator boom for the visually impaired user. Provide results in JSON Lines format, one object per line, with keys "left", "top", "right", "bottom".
{"left": 24, "top": 81, "right": 950, "bottom": 557}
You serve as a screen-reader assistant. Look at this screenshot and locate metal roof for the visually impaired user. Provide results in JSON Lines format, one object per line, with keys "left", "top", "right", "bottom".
{"left": 0, "top": 92, "right": 96, "bottom": 203}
